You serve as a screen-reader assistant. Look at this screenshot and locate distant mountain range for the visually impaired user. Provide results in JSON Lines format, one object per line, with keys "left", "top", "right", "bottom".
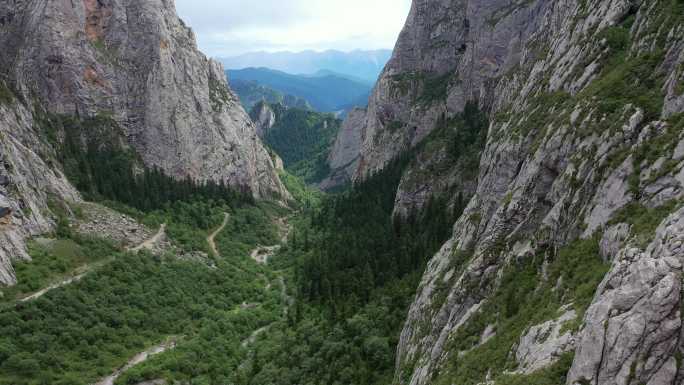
{"left": 230, "top": 79, "right": 313, "bottom": 112}
{"left": 219, "top": 49, "right": 392, "bottom": 83}
{"left": 227, "top": 67, "right": 372, "bottom": 113}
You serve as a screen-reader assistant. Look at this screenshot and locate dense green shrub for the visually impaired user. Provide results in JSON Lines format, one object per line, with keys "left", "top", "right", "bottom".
{"left": 0, "top": 236, "right": 117, "bottom": 302}
{"left": 433, "top": 236, "right": 607, "bottom": 385}
{"left": 609, "top": 199, "right": 682, "bottom": 247}
{"left": 0, "top": 250, "right": 269, "bottom": 385}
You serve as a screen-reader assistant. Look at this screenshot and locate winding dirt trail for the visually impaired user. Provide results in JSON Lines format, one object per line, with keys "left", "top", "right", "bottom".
{"left": 241, "top": 325, "right": 271, "bottom": 348}
{"left": 240, "top": 275, "right": 292, "bottom": 349}
{"left": 240, "top": 216, "right": 295, "bottom": 349}
{"left": 248, "top": 214, "right": 293, "bottom": 265}
{"left": 92, "top": 339, "right": 176, "bottom": 385}
{"left": 20, "top": 224, "right": 168, "bottom": 303}
{"left": 207, "top": 213, "right": 229, "bottom": 257}
{"left": 130, "top": 223, "right": 166, "bottom": 253}
{"left": 20, "top": 272, "right": 88, "bottom": 302}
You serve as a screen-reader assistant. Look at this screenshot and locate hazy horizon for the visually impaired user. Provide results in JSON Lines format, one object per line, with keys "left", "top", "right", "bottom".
{"left": 218, "top": 48, "right": 392, "bottom": 59}
{"left": 175, "top": 0, "right": 411, "bottom": 57}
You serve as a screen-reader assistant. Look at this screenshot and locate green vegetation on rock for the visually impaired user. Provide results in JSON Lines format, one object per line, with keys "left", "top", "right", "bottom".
{"left": 256, "top": 103, "right": 341, "bottom": 184}
{"left": 609, "top": 199, "right": 683, "bottom": 247}
{"left": 0, "top": 80, "right": 14, "bottom": 105}
{"left": 431, "top": 236, "right": 608, "bottom": 385}
{"left": 495, "top": 353, "right": 575, "bottom": 385}
{"left": 209, "top": 77, "right": 233, "bottom": 111}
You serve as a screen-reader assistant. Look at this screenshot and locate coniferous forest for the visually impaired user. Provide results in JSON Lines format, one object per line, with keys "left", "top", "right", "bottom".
{"left": 256, "top": 103, "right": 341, "bottom": 184}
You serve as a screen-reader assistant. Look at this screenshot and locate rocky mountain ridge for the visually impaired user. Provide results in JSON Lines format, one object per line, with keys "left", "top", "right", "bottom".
{"left": 250, "top": 101, "right": 279, "bottom": 138}
{"left": 319, "top": 107, "right": 365, "bottom": 190}
{"left": 328, "top": 0, "right": 684, "bottom": 384}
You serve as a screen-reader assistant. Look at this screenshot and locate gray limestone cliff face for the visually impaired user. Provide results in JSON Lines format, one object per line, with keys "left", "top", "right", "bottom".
{"left": 0, "top": 99, "right": 81, "bottom": 286}
{"left": 515, "top": 308, "right": 577, "bottom": 375}
{"left": 388, "top": 0, "right": 684, "bottom": 384}
{"left": 567, "top": 208, "right": 684, "bottom": 385}
{"left": 319, "top": 107, "right": 365, "bottom": 190}
{"left": 337, "top": 0, "right": 549, "bottom": 184}
{"left": 0, "top": 0, "right": 287, "bottom": 200}
{"left": 250, "top": 101, "right": 277, "bottom": 138}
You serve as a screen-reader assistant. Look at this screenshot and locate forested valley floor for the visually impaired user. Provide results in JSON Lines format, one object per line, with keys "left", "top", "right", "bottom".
{"left": 0, "top": 107, "right": 478, "bottom": 385}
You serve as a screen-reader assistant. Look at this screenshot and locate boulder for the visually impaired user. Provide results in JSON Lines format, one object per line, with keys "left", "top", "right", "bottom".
{"left": 515, "top": 309, "right": 577, "bottom": 374}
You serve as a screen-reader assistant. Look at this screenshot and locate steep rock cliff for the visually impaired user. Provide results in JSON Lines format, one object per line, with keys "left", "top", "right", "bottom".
{"left": 336, "top": 0, "right": 549, "bottom": 184}
{"left": 250, "top": 101, "right": 277, "bottom": 138}
{"left": 0, "top": 93, "right": 81, "bottom": 286}
{"left": 0, "top": 0, "right": 289, "bottom": 285}
{"left": 335, "top": 0, "right": 684, "bottom": 384}
{"left": 0, "top": 0, "right": 286, "bottom": 199}
{"left": 319, "top": 107, "right": 365, "bottom": 190}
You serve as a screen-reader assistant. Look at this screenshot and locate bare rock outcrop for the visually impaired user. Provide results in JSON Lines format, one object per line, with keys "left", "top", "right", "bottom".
{"left": 599, "top": 223, "right": 631, "bottom": 262}
{"left": 515, "top": 309, "right": 577, "bottom": 375}
{"left": 319, "top": 107, "right": 365, "bottom": 190}
{"left": 0, "top": 99, "right": 81, "bottom": 286}
{"left": 74, "top": 202, "right": 154, "bottom": 248}
{"left": 250, "top": 101, "right": 277, "bottom": 138}
{"left": 568, "top": 208, "right": 684, "bottom": 385}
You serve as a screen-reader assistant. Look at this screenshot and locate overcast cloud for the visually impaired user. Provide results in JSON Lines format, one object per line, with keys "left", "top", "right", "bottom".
{"left": 175, "top": 0, "right": 412, "bottom": 57}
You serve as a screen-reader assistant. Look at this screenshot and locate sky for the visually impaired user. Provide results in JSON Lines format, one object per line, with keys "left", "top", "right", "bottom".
{"left": 175, "top": 0, "right": 412, "bottom": 58}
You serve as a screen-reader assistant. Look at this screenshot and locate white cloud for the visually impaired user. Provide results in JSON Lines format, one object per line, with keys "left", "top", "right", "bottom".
{"left": 175, "top": 0, "right": 412, "bottom": 57}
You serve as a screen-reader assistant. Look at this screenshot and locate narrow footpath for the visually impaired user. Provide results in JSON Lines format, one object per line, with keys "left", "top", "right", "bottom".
{"left": 92, "top": 339, "right": 176, "bottom": 385}
{"left": 20, "top": 223, "right": 167, "bottom": 303}
{"left": 20, "top": 272, "right": 88, "bottom": 302}
{"left": 207, "top": 213, "right": 230, "bottom": 257}
{"left": 240, "top": 216, "right": 294, "bottom": 348}
{"left": 129, "top": 223, "right": 167, "bottom": 253}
